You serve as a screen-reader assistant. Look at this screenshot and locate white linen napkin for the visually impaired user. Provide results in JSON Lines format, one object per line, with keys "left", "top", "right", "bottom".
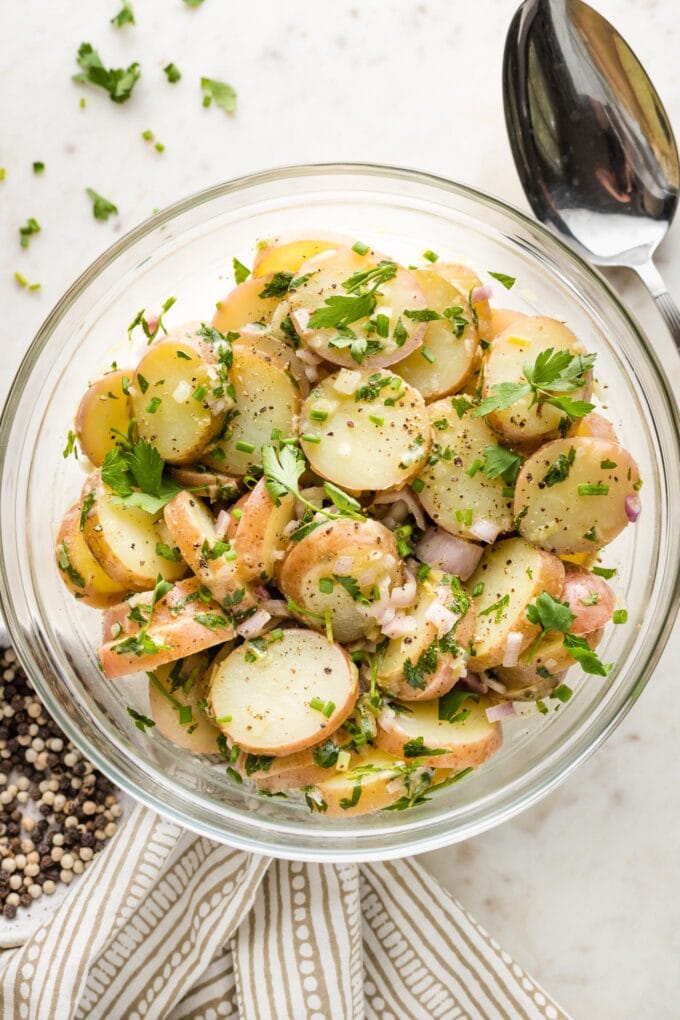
{"left": 0, "top": 804, "right": 569, "bottom": 1019}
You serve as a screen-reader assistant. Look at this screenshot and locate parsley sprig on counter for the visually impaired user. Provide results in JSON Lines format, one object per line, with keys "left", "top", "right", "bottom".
{"left": 74, "top": 43, "right": 141, "bottom": 104}
{"left": 473, "top": 347, "right": 596, "bottom": 420}
{"left": 86, "top": 188, "right": 118, "bottom": 221}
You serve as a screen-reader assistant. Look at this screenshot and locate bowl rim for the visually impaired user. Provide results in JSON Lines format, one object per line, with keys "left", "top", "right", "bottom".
{"left": 1, "top": 160, "right": 679, "bottom": 861}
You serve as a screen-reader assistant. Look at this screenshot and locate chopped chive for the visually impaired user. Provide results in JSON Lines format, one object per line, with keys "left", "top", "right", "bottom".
{"left": 235, "top": 440, "right": 255, "bottom": 453}
{"left": 472, "top": 582, "right": 485, "bottom": 597}
{"left": 423, "top": 249, "right": 439, "bottom": 263}
{"left": 310, "top": 408, "right": 328, "bottom": 422}
{"left": 301, "top": 434, "right": 321, "bottom": 444}
{"left": 32, "top": 161, "right": 45, "bottom": 174}
{"left": 231, "top": 507, "right": 243, "bottom": 521}
{"left": 352, "top": 240, "right": 370, "bottom": 256}
{"left": 552, "top": 683, "right": 573, "bottom": 703}
{"left": 142, "top": 129, "right": 154, "bottom": 141}
{"left": 145, "top": 396, "right": 162, "bottom": 413}
{"left": 322, "top": 700, "right": 335, "bottom": 718}
{"left": 369, "top": 414, "right": 384, "bottom": 426}
{"left": 578, "top": 484, "right": 609, "bottom": 496}
{"left": 420, "top": 347, "right": 436, "bottom": 364}
{"left": 600, "top": 459, "right": 617, "bottom": 469}
{"left": 612, "top": 609, "right": 628, "bottom": 624}
{"left": 215, "top": 714, "right": 232, "bottom": 724}
{"left": 192, "top": 384, "right": 207, "bottom": 401}
{"left": 411, "top": 478, "right": 425, "bottom": 494}
{"left": 309, "top": 696, "right": 325, "bottom": 712}
{"left": 318, "top": 578, "right": 334, "bottom": 594}
{"left": 226, "top": 766, "right": 242, "bottom": 784}
{"left": 465, "top": 459, "right": 483, "bottom": 477}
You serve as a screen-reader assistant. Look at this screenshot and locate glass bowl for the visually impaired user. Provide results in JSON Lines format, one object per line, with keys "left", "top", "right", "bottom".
{"left": 1, "top": 164, "right": 678, "bottom": 862}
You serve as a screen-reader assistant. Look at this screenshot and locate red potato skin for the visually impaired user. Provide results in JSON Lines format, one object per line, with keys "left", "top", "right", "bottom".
{"left": 99, "top": 577, "right": 234, "bottom": 679}
{"left": 560, "top": 565, "right": 616, "bottom": 635}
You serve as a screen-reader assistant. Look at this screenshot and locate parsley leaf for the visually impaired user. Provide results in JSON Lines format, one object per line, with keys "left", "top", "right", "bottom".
{"left": 488, "top": 271, "right": 516, "bottom": 290}
{"left": 261, "top": 444, "right": 305, "bottom": 506}
{"left": 102, "top": 435, "right": 180, "bottom": 512}
{"left": 482, "top": 444, "right": 523, "bottom": 486}
{"left": 111, "top": 1, "right": 135, "bottom": 27}
{"left": 86, "top": 188, "right": 118, "bottom": 221}
{"left": 232, "top": 258, "right": 250, "bottom": 285}
{"left": 309, "top": 293, "right": 377, "bottom": 331}
{"left": 563, "top": 633, "right": 612, "bottom": 676}
{"left": 164, "top": 63, "right": 181, "bottom": 83}
{"left": 474, "top": 348, "right": 596, "bottom": 420}
{"left": 438, "top": 689, "right": 480, "bottom": 724}
{"left": 201, "top": 77, "right": 237, "bottom": 114}
{"left": 474, "top": 381, "right": 532, "bottom": 417}
{"left": 74, "top": 43, "right": 141, "bottom": 104}
{"left": 312, "top": 740, "right": 340, "bottom": 768}
{"left": 127, "top": 707, "right": 155, "bottom": 732}
{"left": 402, "top": 736, "right": 447, "bottom": 758}
{"left": 526, "top": 592, "right": 575, "bottom": 634}
{"left": 542, "top": 446, "right": 576, "bottom": 487}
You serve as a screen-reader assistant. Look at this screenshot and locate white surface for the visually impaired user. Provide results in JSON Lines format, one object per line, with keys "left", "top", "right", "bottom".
{"left": 1, "top": 1, "right": 679, "bottom": 1015}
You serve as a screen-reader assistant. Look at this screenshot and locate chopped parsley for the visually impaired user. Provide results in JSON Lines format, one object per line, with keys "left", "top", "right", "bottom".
{"left": 423, "top": 249, "right": 439, "bottom": 263}
{"left": 482, "top": 444, "right": 523, "bottom": 486}
{"left": 86, "top": 188, "right": 118, "bottom": 221}
{"left": 62, "top": 429, "right": 79, "bottom": 459}
{"left": 438, "top": 689, "right": 479, "bottom": 725}
{"left": 612, "top": 609, "right": 628, "bottom": 624}
{"left": 479, "top": 594, "right": 510, "bottom": 623}
{"left": 127, "top": 707, "right": 155, "bottom": 732}
{"left": 111, "top": 1, "right": 135, "bottom": 27}
{"left": 57, "top": 543, "right": 85, "bottom": 589}
{"left": 164, "top": 63, "right": 181, "bottom": 83}
{"left": 592, "top": 565, "right": 617, "bottom": 579}
{"left": 542, "top": 446, "right": 576, "bottom": 487}
{"left": 74, "top": 43, "right": 141, "bottom": 103}
{"left": 488, "top": 271, "right": 516, "bottom": 290}
{"left": 577, "top": 484, "right": 609, "bottom": 496}
{"left": 32, "top": 161, "right": 45, "bottom": 174}
{"left": 402, "top": 736, "right": 447, "bottom": 758}
{"left": 201, "top": 77, "right": 237, "bottom": 114}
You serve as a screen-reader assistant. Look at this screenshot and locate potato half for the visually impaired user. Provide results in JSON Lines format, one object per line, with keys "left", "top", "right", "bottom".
{"left": 213, "top": 276, "right": 282, "bottom": 333}
{"left": 376, "top": 575, "right": 476, "bottom": 701}
{"left": 209, "top": 628, "right": 358, "bottom": 755}
{"left": 416, "top": 398, "right": 514, "bottom": 542}
{"left": 376, "top": 695, "right": 502, "bottom": 769}
{"left": 392, "top": 269, "right": 479, "bottom": 400}
{"left": 514, "top": 436, "right": 641, "bottom": 554}
{"left": 467, "top": 536, "right": 565, "bottom": 671}
{"left": 432, "top": 263, "right": 492, "bottom": 341}
{"left": 75, "top": 370, "right": 131, "bottom": 467}
{"left": 233, "top": 478, "right": 295, "bottom": 582}
{"left": 82, "top": 474, "right": 187, "bottom": 591}
{"left": 279, "top": 518, "right": 403, "bottom": 644}
{"left": 55, "top": 502, "right": 128, "bottom": 607}
{"left": 299, "top": 368, "right": 431, "bottom": 491}
{"left": 163, "top": 490, "right": 254, "bottom": 605}
{"left": 202, "top": 338, "right": 301, "bottom": 476}
{"left": 99, "top": 577, "right": 235, "bottom": 679}
{"left": 129, "top": 323, "right": 232, "bottom": 464}
{"left": 288, "top": 246, "right": 427, "bottom": 369}
{"left": 148, "top": 653, "right": 222, "bottom": 753}
{"left": 481, "top": 317, "right": 592, "bottom": 445}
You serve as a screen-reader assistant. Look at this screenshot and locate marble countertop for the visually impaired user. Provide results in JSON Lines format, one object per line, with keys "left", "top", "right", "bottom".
{"left": 2, "top": 1, "right": 679, "bottom": 1015}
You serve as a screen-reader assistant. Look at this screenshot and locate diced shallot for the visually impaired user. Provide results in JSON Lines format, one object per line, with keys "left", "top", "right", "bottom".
{"left": 485, "top": 701, "right": 516, "bottom": 723}
{"left": 172, "top": 380, "right": 191, "bottom": 403}
{"left": 214, "top": 509, "right": 230, "bottom": 541}
{"left": 380, "top": 613, "right": 417, "bottom": 639}
{"left": 469, "top": 518, "right": 501, "bottom": 544}
{"left": 260, "top": 599, "right": 291, "bottom": 617}
{"left": 388, "top": 570, "right": 417, "bottom": 609}
{"left": 333, "top": 556, "right": 354, "bottom": 576}
{"left": 236, "top": 610, "right": 272, "bottom": 638}
{"left": 625, "top": 494, "right": 641, "bottom": 522}
{"left": 502, "top": 631, "right": 524, "bottom": 668}
{"left": 332, "top": 369, "right": 362, "bottom": 395}
{"left": 461, "top": 672, "right": 488, "bottom": 694}
{"left": 425, "top": 599, "right": 459, "bottom": 636}
{"left": 373, "top": 489, "right": 426, "bottom": 530}
{"left": 414, "top": 527, "right": 483, "bottom": 580}
{"left": 471, "top": 284, "right": 493, "bottom": 302}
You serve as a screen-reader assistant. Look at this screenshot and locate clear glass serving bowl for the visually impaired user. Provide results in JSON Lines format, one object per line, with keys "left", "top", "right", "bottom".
{"left": 1, "top": 164, "right": 678, "bottom": 862}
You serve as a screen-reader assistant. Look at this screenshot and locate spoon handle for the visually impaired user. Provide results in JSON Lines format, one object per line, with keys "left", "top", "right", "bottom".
{"left": 634, "top": 260, "right": 680, "bottom": 352}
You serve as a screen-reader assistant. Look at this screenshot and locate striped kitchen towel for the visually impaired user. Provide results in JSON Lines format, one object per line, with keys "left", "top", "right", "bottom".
{"left": 0, "top": 804, "right": 569, "bottom": 1020}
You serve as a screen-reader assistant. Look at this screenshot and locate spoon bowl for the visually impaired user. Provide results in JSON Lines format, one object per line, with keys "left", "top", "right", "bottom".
{"left": 504, "top": 0, "right": 680, "bottom": 348}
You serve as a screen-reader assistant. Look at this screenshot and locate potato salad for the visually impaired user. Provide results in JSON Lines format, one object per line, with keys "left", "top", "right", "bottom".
{"left": 55, "top": 236, "right": 641, "bottom": 817}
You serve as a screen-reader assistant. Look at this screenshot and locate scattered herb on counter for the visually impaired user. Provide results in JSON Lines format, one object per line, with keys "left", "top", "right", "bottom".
{"left": 164, "top": 62, "right": 181, "bottom": 83}
{"left": 19, "top": 217, "right": 41, "bottom": 248}
{"left": 201, "top": 77, "right": 237, "bottom": 114}
{"left": 111, "top": 1, "right": 135, "bottom": 26}
{"left": 74, "top": 43, "right": 141, "bottom": 104}
{"left": 86, "top": 188, "right": 118, "bottom": 221}
{"left": 14, "top": 272, "right": 41, "bottom": 291}
{"left": 32, "top": 161, "right": 45, "bottom": 174}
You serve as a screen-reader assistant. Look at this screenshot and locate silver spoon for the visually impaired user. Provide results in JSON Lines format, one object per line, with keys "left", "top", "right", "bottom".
{"left": 503, "top": 0, "right": 680, "bottom": 348}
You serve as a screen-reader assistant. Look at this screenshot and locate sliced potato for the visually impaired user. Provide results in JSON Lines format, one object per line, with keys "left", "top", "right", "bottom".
{"left": 309, "top": 743, "right": 453, "bottom": 817}
{"left": 252, "top": 237, "right": 340, "bottom": 278}
{"left": 376, "top": 575, "right": 476, "bottom": 701}
{"left": 493, "top": 627, "right": 604, "bottom": 698}
{"left": 416, "top": 398, "right": 514, "bottom": 542}
{"left": 246, "top": 727, "right": 352, "bottom": 793}
{"left": 99, "top": 577, "right": 235, "bottom": 679}
{"left": 467, "top": 537, "right": 565, "bottom": 671}
{"left": 376, "top": 695, "right": 502, "bottom": 769}
{"left": 299, "top": 368, "right": 431, "bottom": 491}
{"left": 168, "top": 466, "right": 241, "bottom": 503}
{"left": 560, "top": 564, "right": 615, "bottom": 634}
{"left": 209, "top": 628, "right": 358, "bottom": 755}
{"left": 569, "top": 411, "right": 618, "bottom": 443}
{"left": 288, "top": 246, "right": 427, "bottom": 368}
{"left": 279, "top": 518, "right": 403, "bottom": 643}
{"left": 514, "top": 436, "right": 641, "bottom": 554}
{"left": 233, "top": 478, "right": 295, "bottom": 582}
{"left": 55, "top": 502, "right": 128, "bottom": 607}
{"left": 392, "top": 269, "right": 479, "bottom": 400}
{"left": 482, "top": 317, "right": 592, "bottom": 444}
{"left": 489, "top": 307, "right": 527, "bottom": 339}
{"left": 163, "top": 490, "right": 254, "bottom": 605}
{"left": 129, "top": 323, "right": 232, "bottom": 464}
{"left": 82, "top": 474, "right": 187, "bottom": 591}
{"left": 213, "top": 276, "right": 281, "bottom": 333}
{"left": 202, "top": 339, "right": 301, "bottom": 476}
{"left": 75, "top": 370, "right": 131, "bottom": 467}
{"left": 432, "top": 263, "right": 492, "bottom": 340}
{"left": 148, "top": 653, "right": 222, "bottom": 753}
